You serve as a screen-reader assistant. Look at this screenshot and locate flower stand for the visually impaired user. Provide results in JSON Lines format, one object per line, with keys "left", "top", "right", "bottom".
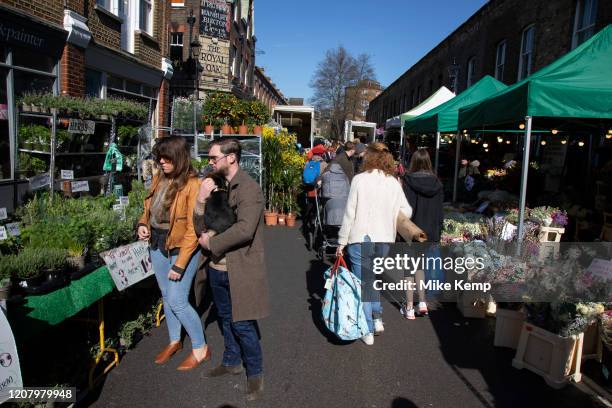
{"left": 581, "top": 321, "right": 601, "bottom": 361}
{"left": 494, "top": 308, "right": 525, "bottom": 349}
{"left": 512, "top": 323, "right": 583, "bottom": 389}
{"left": 457, "top": 290, "right": 487, "bottom": 318}
{"left": 538, "top": 226, "right": 565, "bottom": 243}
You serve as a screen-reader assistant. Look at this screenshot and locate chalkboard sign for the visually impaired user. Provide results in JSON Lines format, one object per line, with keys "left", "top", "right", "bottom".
{"left": 201, "top": 0, "right": 230, "bottom": 40}
{"left": 101, "top": 241, "right": 153, "bottom": 291}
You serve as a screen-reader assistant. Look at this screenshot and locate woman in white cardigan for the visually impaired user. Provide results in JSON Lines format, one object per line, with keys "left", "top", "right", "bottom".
{"left": 337, "top": 142, "right": 412, "bottom": 345}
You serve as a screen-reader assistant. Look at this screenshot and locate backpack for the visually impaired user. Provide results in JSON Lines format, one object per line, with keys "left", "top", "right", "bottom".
{"left": 303, "top": 160, "right": 321, "bottom": 185}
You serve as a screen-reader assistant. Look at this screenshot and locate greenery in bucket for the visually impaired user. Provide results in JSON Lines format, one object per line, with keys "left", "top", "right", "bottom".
{"left": 12, "top": 248, "right": 46, "bottom": 279}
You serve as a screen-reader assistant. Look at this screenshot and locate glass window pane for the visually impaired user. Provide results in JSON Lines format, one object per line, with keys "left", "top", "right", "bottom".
{"left": 143, "top": 85, "right": 155, "bottom": 97}
{"left": 107, "top": 75, "right": 124, "bottom": 90}
{"left": 17, "top": 116, "right": 51, "bottom": 179}
{"left": 12, "top": 46, "right": 55, "bottom": 73}
{"left": 86, "top": 69, "right": 102, "bottom": 98}
{"left": 0, "top": 44, "right": 5, "bottom": 62}
{"left": 13, "top": 70, "right": 55, "bottom": 97}
{"left": 0, "top": 69, "right": 10, "bottom": 180}
{"left": 125, "top": 80, "right": 141, "bottom": 94}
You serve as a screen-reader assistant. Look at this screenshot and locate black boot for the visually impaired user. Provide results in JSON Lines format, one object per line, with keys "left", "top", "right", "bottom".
{"left": 246, "top": 375, "right": 264, "bottom": 401}
{"left": 206, "top": 364, "right": 243, "bottom": 378}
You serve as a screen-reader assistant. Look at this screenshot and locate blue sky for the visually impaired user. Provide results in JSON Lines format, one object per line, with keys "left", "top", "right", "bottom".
{"left": 255, "top": 0, "right": 488, "bottom": 102}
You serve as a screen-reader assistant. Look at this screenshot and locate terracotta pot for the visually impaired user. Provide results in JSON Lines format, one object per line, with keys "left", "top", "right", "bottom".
{"left": 253, "top": 125, "right": 262, "bottom": 135}
{"left": 205, "top": 125, "right": 214, "bottom": 134}
{"left": 286, "top": 213, "right": 297, "bottom": 227}
{"left": 264, "top": 211, "right": 278, "bottom": 226}
{"left": 277, "top": 213, "right": 287, "bottom": 225}
{"left": 221, "top": 124, "right": 232, "bottom": 134}
{"left": 239, "top": 125, "right": 248, "bottom": 135}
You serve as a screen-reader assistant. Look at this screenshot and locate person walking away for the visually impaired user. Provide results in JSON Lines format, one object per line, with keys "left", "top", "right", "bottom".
{"left": 196, "top": 139, "right": 270, "bottom": 401}
{"left": 137, "top": 136, "right": 209, "bottom": 370}
{"left": 302, "top": 145, "right": 328, "bottom": 249}
{"left": 352, "top": 142, "right": 366, "bottom": 175}
{"left": 401, "top": 148, "right": 444, "bottom": 319}
{"left": 336, "top": 142, "right": 412, "bottom": 345}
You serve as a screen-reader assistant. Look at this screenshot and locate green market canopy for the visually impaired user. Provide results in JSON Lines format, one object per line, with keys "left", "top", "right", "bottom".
{"left": 458, "top": 24, "right": 612, "bottom": 129}
{"left": 403, "top": 76, "right": 507, "bottom": 133}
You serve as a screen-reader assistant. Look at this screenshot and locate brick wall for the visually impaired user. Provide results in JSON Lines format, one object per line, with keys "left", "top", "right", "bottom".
{"left": 60, "top": 44, "right": 86, "bottom": 97}
{"left": 0, "top": 0, "right": 64, "bottom": 26}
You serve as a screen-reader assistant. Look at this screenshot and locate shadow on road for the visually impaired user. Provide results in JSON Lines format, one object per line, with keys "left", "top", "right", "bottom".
{"left": 390, "top": 397, "right": 418, "bottom": 408}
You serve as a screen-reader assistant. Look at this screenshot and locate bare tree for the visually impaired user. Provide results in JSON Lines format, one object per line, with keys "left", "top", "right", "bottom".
{"left": 309, "top": 47, "right": 376, "bottom": 139}
{"left": 345, "top": 53, "right": 377, "bottom": 122}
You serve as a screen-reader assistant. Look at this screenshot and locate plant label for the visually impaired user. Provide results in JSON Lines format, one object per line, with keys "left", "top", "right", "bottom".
{"left": 29, "top": 173, "right": 50, "bottom": 190}
{"left": 0, "top": 208, "right": 6, "bottom": 220}
{"left": 60, "top": 170, "right": 74, "bottom": 180}
{"left": 113, "top": 204, "right": 124, "bottom": 212}
{"left": 5, "top": 223, "right": 20, "bottom": 237}
{"left": 101, "top": 241, "right": 153, "bottom": 291}
{"left": 0, "top": 226, "right": 7, "bottom": 240}
{"left": 71, "top": 180, "right": 90, "bottom": 193}
{"left": 119, "top": 196, "right": 129, "bottom": 206}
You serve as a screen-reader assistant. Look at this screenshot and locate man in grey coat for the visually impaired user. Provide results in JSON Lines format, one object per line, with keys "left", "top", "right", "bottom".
{"left": 196, "top": 138, "right": 269, "bottom": 401}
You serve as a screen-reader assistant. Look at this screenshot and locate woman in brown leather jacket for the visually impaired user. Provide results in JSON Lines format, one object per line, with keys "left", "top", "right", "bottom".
{"left": 137, "top": 136, "right": 209, "bottom": 371}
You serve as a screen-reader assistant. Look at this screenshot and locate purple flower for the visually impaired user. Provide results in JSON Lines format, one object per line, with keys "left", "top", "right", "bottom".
{"left": 552, "top": 211, "right": 568, "bottom": 227}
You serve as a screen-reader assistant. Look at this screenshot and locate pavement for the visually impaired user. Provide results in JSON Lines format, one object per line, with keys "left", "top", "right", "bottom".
{"left": 86, "top": 225, "right": 606, "bottom": 408}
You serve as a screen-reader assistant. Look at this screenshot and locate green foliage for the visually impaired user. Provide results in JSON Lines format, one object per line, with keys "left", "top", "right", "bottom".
{"left": 17, "top": 94, "right": 149, "bottom": 120}
{"left": 248, "top": 100, "right": 271, "bottom": 125}
{"left": 118, "top": 125, "right": 139, "bottom": 146}
{"left": 118, "top": 311, "right": 153, "bottom": 349}
{"left": 18, "top": 152, "right": 48, "bottom": 176}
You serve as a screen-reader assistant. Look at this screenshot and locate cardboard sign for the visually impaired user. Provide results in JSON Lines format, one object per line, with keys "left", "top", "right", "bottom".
{"left": 71, "top": 180, "right": 90, "bottom": 193}
{"left": 101, "top": 241, "right": 153, "bottom": 291}
{"left": 60, "top": 170, "right": 74, "bottom": 180}
{"left": 0, "top": 208, "right": 6, "bottom": 220}
{"left": 0, "top": 312, "right": 23, "bottom": 404}
{"left": 5, "top": 223, "right": 20, "bottom": 237}
{"left": 119, "top": 196, "right": 129, "bottom": 206}
{"left": 29, "top": 173, "right": 50, "bottom": 190}
{"left": 0, "top": 227, "right": 6, "bottom": 241}
{"left": 68, "top": 119, "right": 95, "bottom": 135}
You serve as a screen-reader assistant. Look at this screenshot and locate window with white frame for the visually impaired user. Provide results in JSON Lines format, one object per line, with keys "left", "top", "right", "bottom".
{"left": 572, "top": 0, "right": 598, "bottom": 49}
{"left": 466, "top": 57, "right": 476, "bottom": 88}
{"left": 171, "top": 1, "right": 185, "bottom": 7}
{"left": 495, "top": 41, "right": 506, "bottom": 81}
{"left": 518, "top": 25, "right": 535, "bottom": 80}
{"left": 170, "top": 32, "right": 183, "bottom": 63}
{"left": 96, "top": 0, "right": 122, "bottom": 15}
{"left": 231, "top": 46, "right": 238, "bottom": 77}
{"left": 139, "top": 0, "right": 153, "bottom": 35}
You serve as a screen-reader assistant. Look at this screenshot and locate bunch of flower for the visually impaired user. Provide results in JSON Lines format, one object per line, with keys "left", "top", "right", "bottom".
{"left": 485, "top": 168, "right": 507, "bottom": 179}
{"left": 525, "top": 302, "right": 604, "bottom": 337}
{"left": 529, "top": 206, "right": 568, "bottom": 228}
{"left": 601, "top": 309, "right": 612, "bottom": 349}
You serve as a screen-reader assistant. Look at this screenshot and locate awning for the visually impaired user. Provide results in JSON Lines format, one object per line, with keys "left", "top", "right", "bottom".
{"left": 385, "top": 86, "right": 455, "bottom": 129}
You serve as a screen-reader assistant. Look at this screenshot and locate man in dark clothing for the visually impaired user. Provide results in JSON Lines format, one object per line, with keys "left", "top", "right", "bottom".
{"left": 330, "top": 141, "right": 356, "bottom": 182}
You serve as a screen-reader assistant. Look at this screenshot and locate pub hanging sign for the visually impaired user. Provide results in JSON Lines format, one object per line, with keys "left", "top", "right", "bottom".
{"left": 200, "top": 0, "right": 230, "bottom": 40}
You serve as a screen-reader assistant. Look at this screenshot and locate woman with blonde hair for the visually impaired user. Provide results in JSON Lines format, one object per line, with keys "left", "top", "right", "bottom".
{"left": 337, "top": 142, "right": 412, "bottom": 345}
{"left": 137, "top": 136, "right": 209, "bottom": 370}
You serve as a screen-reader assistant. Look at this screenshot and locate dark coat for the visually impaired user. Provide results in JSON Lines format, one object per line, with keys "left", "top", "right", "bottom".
{"left": 402, "top": 171, "right": 444, "bottom": 242}
{"left": 193, "top": 168, "right": 270, "bottom": 322}
{"left": 327, "top": 151, "right": 354, "bottom": 182}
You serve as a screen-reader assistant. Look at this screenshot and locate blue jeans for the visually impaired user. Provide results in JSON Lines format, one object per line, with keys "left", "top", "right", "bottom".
{"left": 346, "top": 236, "right": 388, "bottom": 334}
{"left": 208, "top": 266, "right": 263, "bottom": 378}
{"left": 151, "top": 248, "right": 205, "bottom": 349}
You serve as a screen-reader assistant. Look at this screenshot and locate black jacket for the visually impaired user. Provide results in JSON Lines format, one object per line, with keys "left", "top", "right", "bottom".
{"left": 333, "top": 151, "right": 355, "bottom": 182}
{"left": 402, "top": 171, "right": 444, "bottom": 242}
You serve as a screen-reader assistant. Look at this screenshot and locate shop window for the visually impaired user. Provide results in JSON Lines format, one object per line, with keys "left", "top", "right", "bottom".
{"left": 107, "top": 75, "right": 124, "bottom": 90}
{"left": 13, "top": 70, "right": 55, "bottom": 98}
{"left": 86, "top": 69, "right": 103, "bottom": 98}
{"left": 126, "top": 80, "right": 141, "bottom": 94}
{"left": 495, "top": 40, "right": 506, "bottom": 81}
{"left": 518, "top": 25, "right": 535, "bottom": 80}
{"left": 143, "top": 85, "right": 155, "bottom": 98}
{"left": 0, "top": 69, "right": 9, "bottom": 180}
{"left": 466, "top": 57, "right": 476, "bottom": 88}
{"left": 572, "top": 0, "right": 598, "bottom": 49}
{"left": 13, "top": 46, "right": 55, "bottom": 73}
{"left": 139, "top": 0, "right": 153, "bottom": 35}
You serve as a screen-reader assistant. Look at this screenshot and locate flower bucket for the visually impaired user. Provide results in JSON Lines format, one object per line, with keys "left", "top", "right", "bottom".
{"left": 494, "top": 308, "right": 525, "bottom": 349}
{"left": 264, "top": 211, "right": 278, "bottom": 226}
{"left": 581, "top": 321, "right": 600, "bottom": 361}
{"left": 238, "top": 125, "right": 248, "bottom": 135}
{"left": 205, "top": 125, "right": 214, "bottom": 135}
{"left": 538, "top": 226, "right": 565, "bottom": 243}
{"left": 512, "top": 323, "right": 583, "bottom": 389}
{"left": 254, "top": 125, "right": 262, "bottom": 135}
{"left": 277, "top": 213, "right": 287, "bottom": 225}
{"left": 221, "top": 124, "right": 232, "bottom": 134}
{"left": 286, "top": 213, "right": 297, "bottom": 227}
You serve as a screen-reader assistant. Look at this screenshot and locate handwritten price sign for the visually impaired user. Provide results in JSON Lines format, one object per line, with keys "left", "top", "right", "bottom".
{"left": 101, "top": 241, "right": 153, "bottom": 291}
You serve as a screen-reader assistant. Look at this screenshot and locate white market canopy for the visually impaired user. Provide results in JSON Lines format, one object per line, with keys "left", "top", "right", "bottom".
{"left": 343, "top": 120, "right": 377, "bottom": 143}
{"left": 385, "top": 86, "right": 455, "bottom": 129}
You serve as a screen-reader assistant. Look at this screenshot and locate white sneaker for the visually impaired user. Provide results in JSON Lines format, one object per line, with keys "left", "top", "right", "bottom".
{"left": 418, "top": 302, "right": 429, "bottom": 316}
{"left": 403, "top": 307, "right": 415, "bottom": 320}
{"left": 361, "top": 333, "right": 374, "bottom": 345}
{"left": 373, "top": 319, "right": 384, "bottom": 335}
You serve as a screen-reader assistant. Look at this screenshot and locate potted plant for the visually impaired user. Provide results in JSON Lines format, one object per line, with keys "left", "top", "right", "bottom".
{"left": 236, "top": 100, "right": 249, "bottom": 135}
{"left": 19, "top": 93, "right": 35, "bottom": 112}
{"left": 42, "top": 247, "right": 69, "bottom": 287}
{"left": 249, "top": 101, "right": 270, "bottom": 135}
{"left": 67, "top": 241, "right": 86, "bottom": 271}
{"left": 12, "top": 248, "right": 46, "bottom": 290}
{"left": 0, "top": 259, "right": 12, "bottom": 302}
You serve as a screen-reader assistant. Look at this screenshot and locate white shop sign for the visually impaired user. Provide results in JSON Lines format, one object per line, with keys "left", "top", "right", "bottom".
{"left": 29, "top": 173, "right": 51, "bottom": 190}
{"left": 61, "top": 170, "right": 74, "bottom": 180}
{"left": 71, "top": 180, "right": 90, "bottom": 193}
{"left": 101, "top": 241, "right": 153, "bottom": 291}
{"left": 0, "top": 312, "right": 23, "bottom": 404}
{"left": 68, "top": 119, "right": 95, "bottom": 135}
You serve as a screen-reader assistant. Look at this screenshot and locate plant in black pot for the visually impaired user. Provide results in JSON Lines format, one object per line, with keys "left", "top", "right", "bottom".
{"left": 42, "top": 247, "right": 69, "bottom": 288}
{"left": 12, "top": 248, "right": 46, "bottom": 291}
{"left": 67, "top": 241, "right": 86, "bottom": 271}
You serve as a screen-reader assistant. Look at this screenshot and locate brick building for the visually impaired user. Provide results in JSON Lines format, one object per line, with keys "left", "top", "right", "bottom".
{"left": 253, "top": 66, "right": 286, "bottom": 112}
{"left": 169, "top": 0, "right": 256, "bottom": 100}
{"left": 344, "top": 79, "right": 383, "bottom": 122}
{"left": 367, "top": 0, "right": 612, "bottom": 127}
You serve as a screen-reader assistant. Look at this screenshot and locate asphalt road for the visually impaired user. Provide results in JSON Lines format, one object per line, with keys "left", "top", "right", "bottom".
{"left": 88, "top": 225, "right": 601, "bottom": 408}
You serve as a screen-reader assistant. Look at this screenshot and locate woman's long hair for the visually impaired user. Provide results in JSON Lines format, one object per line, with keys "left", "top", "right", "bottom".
{"left": 408, "top": 148, "right": 434, "bottom": 174}
{"left": 152, "top": 136, "right": 196, "bottom": 212}
{"left": 361, "top": 142, "right": 395, "bottom": 176}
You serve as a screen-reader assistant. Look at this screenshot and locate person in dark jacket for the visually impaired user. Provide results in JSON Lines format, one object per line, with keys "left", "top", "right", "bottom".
{"left": 401, "top": 148, "right": 444, "bottom": 319}
{"left": 329, "top": 141, "right": 355, "bottom": 182}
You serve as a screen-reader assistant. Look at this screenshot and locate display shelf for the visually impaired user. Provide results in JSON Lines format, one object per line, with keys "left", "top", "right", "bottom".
{"left": 19, "top": 148, "right": 51, "bottom": 155}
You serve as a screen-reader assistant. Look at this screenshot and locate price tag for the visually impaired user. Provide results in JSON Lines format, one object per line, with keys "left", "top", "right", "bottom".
{"left": 71, "top": 180, "right": 90, "bottom": 193}
{"left": 61, "top": 170, "right": 74, "bottom": 180}
{"left": 5, "top": 222, "right": 20, "bottom": 237}
{"left": 113, "top": 204, "right": 124, "bottom": 212}
{"left": 0, "top": 226, "right": 7, "bottom": 240}
{"left": 29, "top": 173, "right": 51, "bottom": 190}
{"left": 324, "top": 278, "right": 333, "bottom": 290}
{"left": 119, "top": 196, "right": 129, "bottom": 206}
{"left": 0, "top": 208, "right": 6, "bottom": 220}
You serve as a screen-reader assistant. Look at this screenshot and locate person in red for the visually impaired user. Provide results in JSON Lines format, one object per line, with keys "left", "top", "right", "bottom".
{"left": 303, "top": 144, "right": 327, "bottom": 249}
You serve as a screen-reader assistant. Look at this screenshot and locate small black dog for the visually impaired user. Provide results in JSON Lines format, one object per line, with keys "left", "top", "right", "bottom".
{"left": 204, "top": 172, "right": 236, "bottom": 235}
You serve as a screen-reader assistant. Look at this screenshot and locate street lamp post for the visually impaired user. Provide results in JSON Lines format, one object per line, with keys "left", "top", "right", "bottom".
{"left": 187, "top": 10, "right": 202, "bottom": 158}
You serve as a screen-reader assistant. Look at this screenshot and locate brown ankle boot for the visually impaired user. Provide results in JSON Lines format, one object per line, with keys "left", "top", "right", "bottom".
{"left": 176, "top": 346, "right": 211, "bottom": 371}
{"left": 154, "top": 342, "right": 182, "bottom": 364}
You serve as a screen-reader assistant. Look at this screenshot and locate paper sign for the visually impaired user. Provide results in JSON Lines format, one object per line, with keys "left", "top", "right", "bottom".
{"left": 119, "top": 196, "right": 129, "bottom": 206}
{"left": 60, "top": 170, "right": 74, "bottom": 180}
{"left": 29, "top": 173, "right": 50, "bottom": 190}
{"left": 0, "top": 227, "right": 6, "bottom": 241}
{"left": 71, "top": 180, "right": 90, "bottom": 193}
{"left": 0, "top": 312, "right": 23, "bottom": 404}
{"left": 586, "top": 258, "right": 612, "bottom": 282}
{"left": 5, "top": 223, "right": 20, "bottom": 237}
{"left": 501, "top": 222, "right": 517, "bottom": 241}
{"left": 0, "top": 208, "right": 6, "bottom": 220}
{"left": 112, "top": 204, "right": 124, "bottom": 212}
{"left": 101, "top": 241, "right": 153, "bottom": 291}
{"left": 68, "top": 119, "right": 95, "bottom": 135}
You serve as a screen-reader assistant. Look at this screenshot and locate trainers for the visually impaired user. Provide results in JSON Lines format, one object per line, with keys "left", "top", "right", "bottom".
{"left": 418, "top": 302, "right": 428, "bottom": 316}
{"left": 361, "top": 333, "right": 374, "bottom": 345}
{"left": 373, "top": 319, "right": 384, "bottom": 335}
{"left": 404, "top": 307, "right": 416, "bottom": 320}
